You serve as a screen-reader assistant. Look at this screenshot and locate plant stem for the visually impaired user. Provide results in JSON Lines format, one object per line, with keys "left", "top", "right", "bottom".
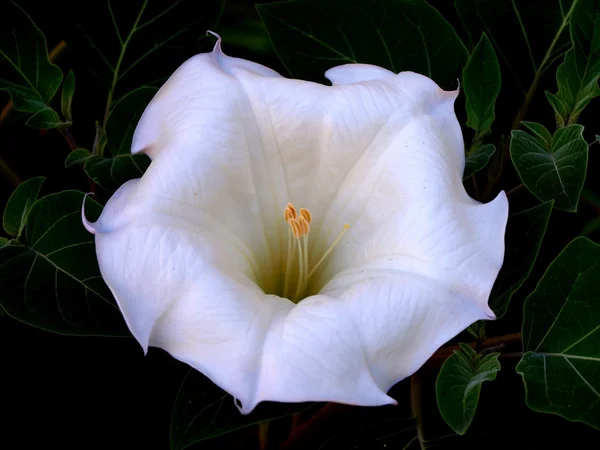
{"left": 258, "top": 421, "right": 269, "bottom": 450}
{"left": 410, "top": 374, "right": 426, "bottom": 450}
{"left": 101, "top": 0, "right": 148, "bottom": 132}
{"left": 60, "top": 129, "right": 79, "bottom": 150}
{"left": 0, "top": 155, "right": 21, "bottom": 187}
{"left": 506, "top": 183, "right": 525, "bottom": 197}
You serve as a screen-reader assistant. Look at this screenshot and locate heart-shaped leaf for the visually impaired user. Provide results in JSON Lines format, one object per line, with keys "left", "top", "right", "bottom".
{"left": 69, "top": 0, "right": 224, "bottom": 117}
{"left": 516, "top": 237, "right": 600, "bottom": 430}
{"left": 0, "top": 1, "right": 63, "bottom": 116}
{"left": 65, "top": 148, "right": 92, "bottom": 168}
{"left": 84, "top": 87, "right": 154, "bottom": 192}
{"left": 545, "top": 91, "right": 569, "bottom": 128}
{"left": 455, "top": 0, "right": 574, "bottom": 90}
{"left": 464, "top": 143, "right": 496, "bottom": 179}
{"left": 3, "top": 176, "right": 45, "bottom": 237}
{"left": 25, "top": 107, "right": 65, "bottom": 129}
{"left": 0, "top": 190, "right": 128, "bottom": 336}
{"left": 489, "top": 201, "right": 553, "bottom": 318}
{"left": 61, "top": 70, "right": 76, "bottom": 122}
{"left": 84, "top": 154, "right": 150, "bottom": 192}
{"left": 510, "top": 123, "right": 588, "bottom": 212}
{"left": 552, "top": 0, "right": 600, "bottom": 125}
{"left": 170, "top": 370, "right": 314, "bottom": 450}
{"left": 436, "top": 343, "right": 501, "bottom": 435}
{"left": 106, "top": 86, "right": 157, "bottom": 155}
{"left": 257, "top": 0, "right": 468, "bottom": 89}
{"left": 463, "top": 33, "right": 501, "bottom": 141}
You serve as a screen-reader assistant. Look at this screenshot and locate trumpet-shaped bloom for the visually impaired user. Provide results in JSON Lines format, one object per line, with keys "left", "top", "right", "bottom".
{"left": 84, "top": 37, "right": 508, "bottom": 414}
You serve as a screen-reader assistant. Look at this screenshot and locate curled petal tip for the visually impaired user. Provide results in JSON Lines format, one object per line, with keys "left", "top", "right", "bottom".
{"left": 483, "top": 306, "right": 496, "bottom": 321}
{"left": 206, "top": 30, "right": 222, "bottom": 50}
{"left": 233, "top": 398, "right": 247, "bottom": 415}
{"left": 81, "top": 192, "right": 98, "bottom": 235}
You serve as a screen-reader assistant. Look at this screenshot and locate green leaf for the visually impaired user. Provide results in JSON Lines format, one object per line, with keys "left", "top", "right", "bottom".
{"left": 257, "top": 0, "right": 468, "bottom": 89}
{"left": 545, "top": 91, "right": 568, "bottom": 129}
{"left": 65, "top": 148, "right": 92, "bottom": 168}
{"left": 436, "top": 343, "right": 501, "bottom": 435}
{"left": 510, "top": 124, "right": 588, "bottom": 211}
{"left": 0, "top": 191, "right": 128, "bottom": 336}
{"left": 0, "top": 237, "right": 9, "bottom": 248}
{"left": 489, "top": 202, "right": 553, "bottom": 318}
{"left": 463, "top": 33, "right": 501, "bottom": 140}
{"left": 3, "top": 176, "right": 45, "bottom": 237}
{"left": 170, "top": 370, "right": 314, "bottom": 450}
{"left": 464, "top": 143, "right": 496, "bottom": 179}
{"left": 521, "top": 121, "right": 553, "bottom": 149}
{"left": 455, "top": 0, "right": 573, "bottom": 90}
{"left": 25, "top": 107, "right": 65, "bottom": 129}
{"left": 83, "top": 86, "right": 154, "bottom": 192}
{"left": 84, "top": 154, "right": 150, "bottom": 193}
{"left": 516, "top": 237, "right": 600, "bottom": 430}
{"left": 553, "top": 0, "right": 600, "bottom": 124}
{"left": 61, "top": 70, "right": 75, "bottom": 121}
{"left": 71, "top": 0, "right": 224, "bottom": 113}
{"left": 106, "top": 86, "right": 157, "bottom": 155}
{"left": 0, "top": 1, "right": 63, "bottom": 113}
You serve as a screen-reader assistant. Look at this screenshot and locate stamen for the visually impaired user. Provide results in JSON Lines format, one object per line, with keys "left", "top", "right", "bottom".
{"left": 307, "top": 224, "right": 350, "bottom": 281}
{"left": 299, "top": 208, "right": 312, "bottom": 224}
{"left": 289, "top": 218, "right": 301, "bottom": 238}
{"left": 287, "top": 202, "right": 297, "bottom": 219}
{"left": 298, "top": 215, "right": 310, "bottom": 236}
{"left": 282, "top": 204, "right": 349, "bottom": 303}
{"left": 284, "top": 207, "right": 294, "bottom": 222}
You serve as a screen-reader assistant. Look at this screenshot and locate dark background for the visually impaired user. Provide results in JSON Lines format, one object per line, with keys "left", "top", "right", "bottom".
{"left": 1, "top": 0, "right": 599, "bottom": 448}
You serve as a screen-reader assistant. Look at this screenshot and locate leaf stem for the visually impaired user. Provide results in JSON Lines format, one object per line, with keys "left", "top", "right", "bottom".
{"left": 484, "top": 1, "right": 578, "bottom": 199}
{"left": 410, "top": 374, "right": 426, "bottom": 450}
{"left": 101, "top": 0, "right": 148, "bottom": 131}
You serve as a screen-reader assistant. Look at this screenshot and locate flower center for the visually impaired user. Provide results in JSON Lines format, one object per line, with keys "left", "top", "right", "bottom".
{"left": 282, "top": 202, "right": 349, "bottom": 303}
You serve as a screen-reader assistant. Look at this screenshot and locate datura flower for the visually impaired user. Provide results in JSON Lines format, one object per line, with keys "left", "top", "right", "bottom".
{"left": 83, "top": 36, "right": 508, "bottom": 414}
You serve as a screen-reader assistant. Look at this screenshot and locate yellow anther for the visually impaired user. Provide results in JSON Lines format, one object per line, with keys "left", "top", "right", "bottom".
{"left": 299, "top": 208, "right": 312, "bottom": 224}
{"left": 284, "top": 208, "right": 294, "bottom": 222}
{"left": 298, "top": 216, "right": 310, "bottom": 236}
{"left": 287, "top": 202, "right": 297, "bottom": 219}
{"left": 282, "top": 203, "right": 348, "bottom": 303}
{"left": 289, "top": 218, "right": 301, "bottom": 239}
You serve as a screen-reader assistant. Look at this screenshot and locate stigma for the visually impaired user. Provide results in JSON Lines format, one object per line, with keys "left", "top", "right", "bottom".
{"left": 283, "top": 202, "right": 349, "bottom": 302}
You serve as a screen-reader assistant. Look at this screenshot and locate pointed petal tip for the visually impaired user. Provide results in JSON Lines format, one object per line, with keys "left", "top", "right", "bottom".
{"left": 234, "top": 397, "right": 252, "bottom": 415}
{"left": 483, "top": 305, "right": 496, "bottom": 321}
{"left": 81, "top": 192, "right": 98, "bottom": 235}
{"left": 206, "top": 30, "right": 222, "bottom": 50}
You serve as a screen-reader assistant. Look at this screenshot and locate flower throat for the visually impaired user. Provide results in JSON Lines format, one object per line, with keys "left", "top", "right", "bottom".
{"left": 282, "top": 203, "right": 349, "bottom": 303}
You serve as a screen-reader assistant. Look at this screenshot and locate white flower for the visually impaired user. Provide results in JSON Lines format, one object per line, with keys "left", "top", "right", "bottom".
{"left": 83, "top": 35, "right": 508, "bottom": 414}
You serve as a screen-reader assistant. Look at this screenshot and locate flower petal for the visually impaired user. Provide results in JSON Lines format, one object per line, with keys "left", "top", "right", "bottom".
{"left": 88, "top": 36, "right": 509, "bottom": 412}
{"left": 246, "top": 271, "right": 491, "bottom": 411}
{"left": 92, "top": 178, "right": 289, "bottom": 407}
